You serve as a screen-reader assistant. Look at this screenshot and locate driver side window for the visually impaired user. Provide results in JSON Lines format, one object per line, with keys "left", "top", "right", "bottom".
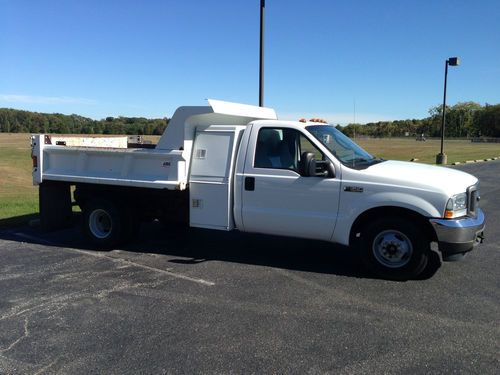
{"left": 299, "top": 133, "right": 324, "bottom": 161}
{"left": 254, "top": 127, "right": 325, "bottom": 173}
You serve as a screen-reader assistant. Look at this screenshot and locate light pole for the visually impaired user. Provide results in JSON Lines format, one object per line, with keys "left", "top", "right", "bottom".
{"left": 259, "top": 0, "right": 265, "bottom": 107}
{"left": 436, "top": 57, "right": 460, "bottom": 164}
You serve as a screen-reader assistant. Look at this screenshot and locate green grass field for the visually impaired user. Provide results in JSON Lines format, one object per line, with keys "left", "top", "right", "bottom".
{"left": 356, "top": 137, "right": 500, "bottom": 164}
{"left": 0, "top": 133, "right": 499, "bottom": 223}
{"left": 0, "top": 134, "right": 39, "bottom": 224}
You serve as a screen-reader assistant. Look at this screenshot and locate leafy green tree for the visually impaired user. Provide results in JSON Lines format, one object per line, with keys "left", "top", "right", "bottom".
{"left": 474, "top": 104, "right": 500, "bottom": 137}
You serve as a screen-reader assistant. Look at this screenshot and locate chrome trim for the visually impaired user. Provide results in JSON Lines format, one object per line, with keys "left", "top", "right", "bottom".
{"left": 467, "top": 183, "right": 479, "bottom": 217}
{"left": 431, "top": 208, "right": 484, "bottom": 229}
{"left": 430, "top": 208, "right": 485, "bottom": 245}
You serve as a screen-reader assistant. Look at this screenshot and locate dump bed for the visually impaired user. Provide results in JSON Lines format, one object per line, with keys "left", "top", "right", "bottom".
{"left": 31, "top": 100, "right": 277, "bottom": 191}
{"left": 31, "top": 135, "right": 186, "bottom": 189}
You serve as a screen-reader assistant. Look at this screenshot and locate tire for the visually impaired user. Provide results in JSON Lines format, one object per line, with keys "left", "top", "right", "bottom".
{"left": 82, "top": 199, "right": 127, "bottom": 249}
{"left": 357, "top": 217, "right": 429, "bottom": 280}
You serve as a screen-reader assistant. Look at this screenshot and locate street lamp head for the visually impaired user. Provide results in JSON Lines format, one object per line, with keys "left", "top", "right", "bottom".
{"left": 448, "top": 57, "right": 460, "bottom": 66}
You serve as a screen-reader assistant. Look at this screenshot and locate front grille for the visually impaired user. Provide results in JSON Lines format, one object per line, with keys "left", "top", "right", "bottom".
{"left": 467, "top": 184, "right": 479, "bottom": 217}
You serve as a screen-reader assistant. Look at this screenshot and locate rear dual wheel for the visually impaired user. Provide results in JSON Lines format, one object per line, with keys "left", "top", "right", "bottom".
{"left": 82, "top": 199, "right": 137, "bottom": 249}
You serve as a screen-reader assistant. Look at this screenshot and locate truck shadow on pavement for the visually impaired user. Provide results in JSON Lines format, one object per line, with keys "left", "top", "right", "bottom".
{"left": 0, "top": 216, "right": 442, "bottom": 281}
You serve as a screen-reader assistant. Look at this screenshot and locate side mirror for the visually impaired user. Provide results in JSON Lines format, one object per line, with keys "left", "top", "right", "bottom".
{"left": 326, "top": 160, "right": 336, "bottom": 178}
{"left": 299, "top": 152, "right": 316, "bottom": 177}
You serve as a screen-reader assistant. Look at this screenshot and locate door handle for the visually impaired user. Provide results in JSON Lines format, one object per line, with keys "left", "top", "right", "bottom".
{"left": 245, "top": 177, "right": 255, "bottom": 191}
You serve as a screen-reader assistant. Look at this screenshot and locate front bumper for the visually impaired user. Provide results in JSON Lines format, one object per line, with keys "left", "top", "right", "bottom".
{"left": 429, "top": 208, "right": 485, "bottom": 257}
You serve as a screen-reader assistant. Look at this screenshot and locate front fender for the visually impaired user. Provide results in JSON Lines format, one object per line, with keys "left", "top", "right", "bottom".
{"left": 332, "top": 190, "right": 444, "bottom": 246}
{"left": 362, "top": 191, "right": 442, "bottom": 217}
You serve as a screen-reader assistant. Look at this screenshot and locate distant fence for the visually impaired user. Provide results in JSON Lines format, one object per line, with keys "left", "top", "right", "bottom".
{"left": 351, "top": 136, "right": 500, "bottom": 142}
{"left": 471, "top": 138, "right": 500, "bottom": 143}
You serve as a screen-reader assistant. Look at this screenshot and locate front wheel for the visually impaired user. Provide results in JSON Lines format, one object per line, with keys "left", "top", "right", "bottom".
{"left": 357, "top": 218, "right": 429, "bottom": 280}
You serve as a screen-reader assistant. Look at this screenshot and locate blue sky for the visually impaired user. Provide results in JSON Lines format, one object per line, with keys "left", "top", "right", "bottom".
{"left": 1, "top": 0, "right": 499, "bottom": 124}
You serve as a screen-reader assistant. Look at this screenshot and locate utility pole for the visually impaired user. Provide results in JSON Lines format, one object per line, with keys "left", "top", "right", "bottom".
{"left": 436, "top": 57, "right": 460, "bottom": 164}
{"left": 353, "top": 98, "right": 356, "bottom": 139}
{"left": 259, "top": 0, "right": 265, "bottom": 107}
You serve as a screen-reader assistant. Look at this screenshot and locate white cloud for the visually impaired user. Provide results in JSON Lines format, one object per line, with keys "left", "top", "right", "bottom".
{"left": 0, "top": 94, "right": 96, "bottom": 105}
{"left": 279, "top": 112, "right": 397, "bottom": 125}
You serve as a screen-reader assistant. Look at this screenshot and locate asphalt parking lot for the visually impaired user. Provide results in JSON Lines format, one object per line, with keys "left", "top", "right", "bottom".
{"left": 0, "top": 161, "right": 499, "bottom": 374}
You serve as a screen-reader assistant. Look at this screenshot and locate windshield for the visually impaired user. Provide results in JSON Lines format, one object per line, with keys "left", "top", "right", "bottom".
{"left": 306, "top": 125, "right": 382, "bottom": 169}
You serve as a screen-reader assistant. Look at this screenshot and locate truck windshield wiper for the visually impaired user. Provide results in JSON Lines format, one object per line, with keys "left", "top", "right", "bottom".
{"left": 343, "top": 156, "right": 385, "bottom": 169}
{"left": 344, "top": 157, "right": 372, "bottom": 164}
{"left": 370, "top": 157, "right": 385, "bottom": 164}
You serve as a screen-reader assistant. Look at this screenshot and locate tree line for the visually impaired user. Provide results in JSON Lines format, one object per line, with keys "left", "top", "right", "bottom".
{"left": 1, "top": 102, "right": 499, "bottom": 137}
{"left": 0, "top": 108, "right": 169, "bottom": 135}
{"left": 340, "top": 102, "right": 500, "bottom": 138}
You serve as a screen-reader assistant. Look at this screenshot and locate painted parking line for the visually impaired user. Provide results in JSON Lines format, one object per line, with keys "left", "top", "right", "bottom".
{"left": 10, "top": 232, "right": 215, "bottom": 287}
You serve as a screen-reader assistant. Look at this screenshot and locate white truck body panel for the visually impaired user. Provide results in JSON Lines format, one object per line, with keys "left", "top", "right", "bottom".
{"left": 234, "top": 120, "right": 342, "bottom": 241}
{"left": 331, "top": 160, "right": 478, "bottom": 245}
{"left": 189, "top": 125, "right": 245, "bottom": 230}
{"left": 32, "top": 134, "right": 185, "bottom": 189}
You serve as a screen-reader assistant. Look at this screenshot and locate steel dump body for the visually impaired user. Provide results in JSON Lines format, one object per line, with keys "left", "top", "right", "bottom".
{"left": 32, "top": 141, "right": 186, "bottom": 190}
{"left": 31, "top": 100, "right": 277, "bottom": 191}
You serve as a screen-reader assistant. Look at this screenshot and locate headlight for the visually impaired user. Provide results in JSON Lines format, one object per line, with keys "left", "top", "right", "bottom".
{"left": 445, "top": 192, "right": 467, "bottom": 218}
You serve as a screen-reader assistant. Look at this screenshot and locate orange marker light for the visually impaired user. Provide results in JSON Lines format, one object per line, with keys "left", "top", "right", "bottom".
{"left": 309, "top": 118, "right": 327, "bottom": 124}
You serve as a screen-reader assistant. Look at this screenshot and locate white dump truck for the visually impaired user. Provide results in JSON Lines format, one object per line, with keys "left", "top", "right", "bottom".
{"left": 31, "top": 99, "right": 485, "bottom": 279}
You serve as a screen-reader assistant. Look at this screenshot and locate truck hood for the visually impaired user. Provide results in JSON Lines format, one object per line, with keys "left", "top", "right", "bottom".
{"left": 362, "top": 160, "right": 478, "bottom": 196}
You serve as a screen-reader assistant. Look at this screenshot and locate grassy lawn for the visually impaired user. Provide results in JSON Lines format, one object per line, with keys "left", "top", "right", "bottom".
{"left": 356, "top": 137, "right": 500, "bottom": 164}
{"left": 0, "top": 134, "right": 39, "bottom": 224}
{"left": 0, "top": 133, "right": 499, "bottom": 224}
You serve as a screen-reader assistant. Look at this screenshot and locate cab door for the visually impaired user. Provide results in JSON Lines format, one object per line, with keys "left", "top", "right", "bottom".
{"left": 239, "top": 125, "right": 341, "bottom": 241}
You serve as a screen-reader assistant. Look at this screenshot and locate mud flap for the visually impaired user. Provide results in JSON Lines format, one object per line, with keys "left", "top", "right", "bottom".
{"left": 39, "top": 181, "right": 72, "bottom": 231}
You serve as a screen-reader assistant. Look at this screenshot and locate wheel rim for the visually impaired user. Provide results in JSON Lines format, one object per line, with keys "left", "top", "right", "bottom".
{"left": 89, "top": 209, "right": 112, "bottom": 239}
{"left": 372, "top": 229, "right": 413, "bottom": 268}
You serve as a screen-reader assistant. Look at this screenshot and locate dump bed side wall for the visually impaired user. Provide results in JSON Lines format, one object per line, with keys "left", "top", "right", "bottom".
{"left": 32, "top": 135, "right": 186, "bottom": 190}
